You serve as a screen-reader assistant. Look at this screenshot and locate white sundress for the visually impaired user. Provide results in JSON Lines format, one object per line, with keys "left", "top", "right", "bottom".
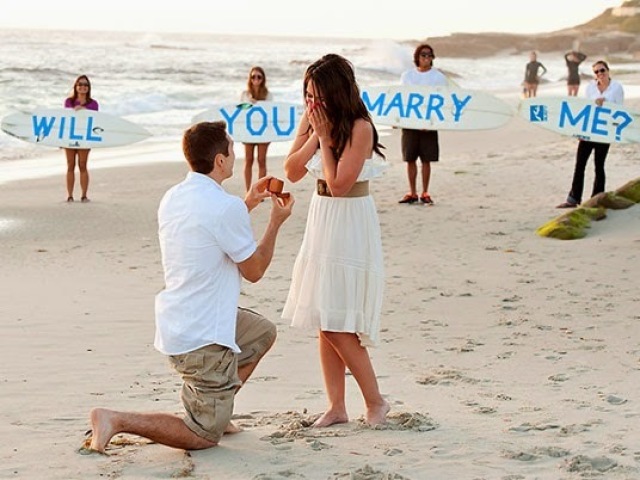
{"left": 281, "top": 152, "right": 389, "bottom": 347}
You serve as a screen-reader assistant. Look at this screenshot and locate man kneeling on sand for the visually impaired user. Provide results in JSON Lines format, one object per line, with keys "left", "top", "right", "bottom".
{"left": 87, "top": 121, "right": 294, "bottom": 452}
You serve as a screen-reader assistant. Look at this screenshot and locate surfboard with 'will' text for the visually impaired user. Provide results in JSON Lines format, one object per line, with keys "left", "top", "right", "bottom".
{"left": 361, "top": 85, "right": 514, "bottom": 130}
{"left": 518, "top": 96, "right": 640, "bottom": 144}
{"left": 1, "top": 108, "right": 152, "bottom": 148}
{"left": 192, "top": 101, "right": 304, "bottom": 143}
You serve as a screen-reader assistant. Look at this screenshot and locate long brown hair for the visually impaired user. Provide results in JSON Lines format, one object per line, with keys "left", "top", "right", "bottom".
{"left": 245, "top": 66, "right": 269, "bottom": 100}
{"left": 303, "top": 54, "right": 384, "bottom": 161}
{"left": 67, "top": 74, "right": 94, "bottom": 104}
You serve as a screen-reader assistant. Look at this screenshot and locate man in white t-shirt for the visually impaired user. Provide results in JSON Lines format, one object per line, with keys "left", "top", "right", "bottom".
{"left": 398, "top": 43, "right": 448, "bottom": 205}
{"left": 87, "top": 121, "right": 294, "bottom": 453}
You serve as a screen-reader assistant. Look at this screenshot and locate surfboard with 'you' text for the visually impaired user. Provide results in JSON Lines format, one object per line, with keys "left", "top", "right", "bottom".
{"left": 192, "top": 101, "right": 304, "bottom": 143}
{"left": 361, "top": 85, "right": 514, "bottom": 131}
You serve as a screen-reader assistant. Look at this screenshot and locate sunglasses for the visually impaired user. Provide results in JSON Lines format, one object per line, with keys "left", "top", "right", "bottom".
{"left": 419, "top": 52, "right": 433, "bottom": 58}
{"left": 593, "top": 68, "right": 607, "bottom": 74}
{"left": 251, "top": 74, "right": 263, "bottom": 80}
{"left": 77, "top": 82, "right": 89, "bottom": 86}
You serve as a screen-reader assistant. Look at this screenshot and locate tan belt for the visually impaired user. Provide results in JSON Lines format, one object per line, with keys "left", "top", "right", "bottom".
{"left": 317, "top": 179, "right": 369, "bottom": 198}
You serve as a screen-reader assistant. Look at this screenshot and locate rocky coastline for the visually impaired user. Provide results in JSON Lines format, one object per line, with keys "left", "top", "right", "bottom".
{"left": 408, "top": 29, "right": 640, "bottom": 60}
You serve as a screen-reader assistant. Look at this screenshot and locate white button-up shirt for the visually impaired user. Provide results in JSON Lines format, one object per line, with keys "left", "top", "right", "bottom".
{"left": 585, "top": 78, "right": 624, "bottom": 105}
{"left": 154, "top": 172, "right": 256, "bottom": 355}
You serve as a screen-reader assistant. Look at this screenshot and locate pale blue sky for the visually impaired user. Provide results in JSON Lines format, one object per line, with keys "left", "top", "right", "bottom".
{"left": 0, "top": 0, "right": 624, "bottom": 39}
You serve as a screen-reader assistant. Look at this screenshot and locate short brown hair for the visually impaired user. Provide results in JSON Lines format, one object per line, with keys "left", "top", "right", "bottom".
{"left": 182, "top": 121, "right": 230, "bottom": 174}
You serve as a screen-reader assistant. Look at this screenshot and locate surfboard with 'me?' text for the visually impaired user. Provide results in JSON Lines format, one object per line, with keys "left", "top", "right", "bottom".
{"left": 518, "top": 96, "right": 640, "bottom": 144}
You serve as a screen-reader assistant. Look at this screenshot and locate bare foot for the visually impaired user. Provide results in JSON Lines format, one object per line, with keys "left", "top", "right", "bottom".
{"left": 365, "top": 400, "right": 390, "bottom": 426}
{"left": 224, "top": 421, "right": 243, "bottom": 434}
{"left": 312, "top": 410, "right": 349, "bottom": 428}
{"left": 89, "top": 408, "right": 118, "bottom": 453}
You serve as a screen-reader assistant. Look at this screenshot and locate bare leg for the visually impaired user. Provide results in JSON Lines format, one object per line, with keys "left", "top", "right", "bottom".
{"left": 407, "top": 162, "right": 418, "bottom": 195}
{"left": 315, "top": 331, "right": 389, "bottom": 427}
{"left": 256, "top": 143, "right": 269, "bottom": 180}
{"left": 89, "top": 408, "right": 216, "bottom": 453}
{"left": 313, "top": 330, "right": 349, "bottom": 427}
{"left": 421, "top": 161, "right": 432, "bottom": 194}
{"left": 244, "top": 144, "right": 255, "bottom": 192}
{"left": 65, "top": 149, "right": 77, "bottom": 199}
{"left": 77, "top": 149, "right": 90, "bottom": 200}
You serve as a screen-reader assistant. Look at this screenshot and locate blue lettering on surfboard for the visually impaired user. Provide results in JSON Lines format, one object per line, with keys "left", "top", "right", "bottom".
{"left": 361, "top": 90, "right": 471, "bottom": 124}
{"left": 451, "top": 94, "right": 472, "bottom": 122}
{"left": 272, "top": 106, "right": 297, "bottom": 136}
{"left": 611, "top": 110, "right": 633, "bottom": 141}
{"left": 218, "top": 108, "right": 243, "bottom": 134}
{"left": 32, "top": 114, "right": 104, "bottom": 143}
{"left": 424, "top": 94, "right": 444, "bottom": 121}
{"left": 246, "top": 107, "right": 267, "bottom": 135}
{"left": 559, "top": 102, "right": 590, "bottom": 130}
{"left": 32, "top": 115, "right": 56, "bottom": 140}
{"left": 57, "top": 117, "right": 66, "bottom": 140}
{"left": 558, "top": 101, "right": 634, "bottom": 140}
{"left": 69, "top": 117, "right": 82, "bottom": 140}
{"left": 220, "top": 105, "right": 296, "bottom": 138}
{"left": 86, "top": 117, "right": 103, "bottom": 141}
{"left": 361, "top": 92, "right": 385, "bottom": 114}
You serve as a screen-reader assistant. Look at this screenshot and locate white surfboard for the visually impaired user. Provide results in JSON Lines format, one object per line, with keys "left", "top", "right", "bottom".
{"left": 192, "top": 101, "right": 304, "bottom": 143}
{"left": 361, "top": 85, "right": 514, "bottom": 130}
{"left": 518, "top": 96, "right": 640, "bottom": 144}
{"left": 1, "top": 108, "right": 152, "bottom": 148}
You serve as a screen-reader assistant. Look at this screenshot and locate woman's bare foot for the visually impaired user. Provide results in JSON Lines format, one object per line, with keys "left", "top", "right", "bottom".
{"left": 89, "top": 408, "right": 118, "bottom": 453}
{"left": 312, "top": 410, "right": 349, "bottom": 428}
{"left": 365, "top": 400, "right": 390, "bottom": 426}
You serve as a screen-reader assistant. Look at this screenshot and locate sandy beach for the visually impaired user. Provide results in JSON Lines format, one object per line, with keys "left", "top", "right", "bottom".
{"left": 1, "top": 84, "right": 640, "bottom": 479}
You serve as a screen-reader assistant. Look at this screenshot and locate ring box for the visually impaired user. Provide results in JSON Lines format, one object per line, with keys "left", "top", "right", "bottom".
{"left": 267, "top": 178, "right": 290, "bottom": 199}
{"left": 267, "top": 178, "right": 284, "bottom": 194}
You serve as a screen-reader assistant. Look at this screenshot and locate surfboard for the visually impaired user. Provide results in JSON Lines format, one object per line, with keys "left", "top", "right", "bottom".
{"left": 192, "top": 101, "right": 304, "bottom": 143}
{"left": 518, "top": 96, "right": 640, "bottom": 144}
{"left": 1, "top": 108, "right": 152, "bottom": 148}
{"left": 361, "top": 85, "right": 514, "bottom": 130}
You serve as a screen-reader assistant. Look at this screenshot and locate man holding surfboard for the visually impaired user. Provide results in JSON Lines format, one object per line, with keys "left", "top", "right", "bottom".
{"left": 398, "top": 43, "right": 448, "bottom": 205}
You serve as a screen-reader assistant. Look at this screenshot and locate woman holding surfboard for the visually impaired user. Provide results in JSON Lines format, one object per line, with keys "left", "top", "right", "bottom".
{"left": 63, "top": 74, "right": 99, "bottom": 203}
{"left": 282, "top": 53, "right": 389, "bottom": 428}
{"left": 240, "top": 66, "right": 272, "bottom": 192}
{"left": 557, "top": 60, "right": 625, "bottom": 209}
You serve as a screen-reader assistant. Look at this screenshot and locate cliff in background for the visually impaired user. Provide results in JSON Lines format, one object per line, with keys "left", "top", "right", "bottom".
{"left": 416, "top": 1, "right": 640, "bottom": 59}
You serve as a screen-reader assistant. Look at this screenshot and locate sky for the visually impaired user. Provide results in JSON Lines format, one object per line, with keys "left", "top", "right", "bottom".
{"left": 0, "top": 0, "right": 625, "bottom": 40}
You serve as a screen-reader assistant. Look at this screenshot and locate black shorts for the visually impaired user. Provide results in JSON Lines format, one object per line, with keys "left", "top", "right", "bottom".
{"left": 401, "top": 129, "right": 439, "bottom": 163}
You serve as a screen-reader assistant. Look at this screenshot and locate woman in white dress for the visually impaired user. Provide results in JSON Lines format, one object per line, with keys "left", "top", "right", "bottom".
{"left": 282, "top": 54, "right": 389, "bottom": 427}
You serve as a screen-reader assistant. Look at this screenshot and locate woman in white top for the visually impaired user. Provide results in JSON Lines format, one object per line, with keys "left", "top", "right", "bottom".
{"left": 282, "top": 53, "right": 390, "bottom": 428}
{"left": 240, "top": 66, "right": 273, "bottom": 191}
{"left": 557, "top": 60, "right": 625, "bottom": 208}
